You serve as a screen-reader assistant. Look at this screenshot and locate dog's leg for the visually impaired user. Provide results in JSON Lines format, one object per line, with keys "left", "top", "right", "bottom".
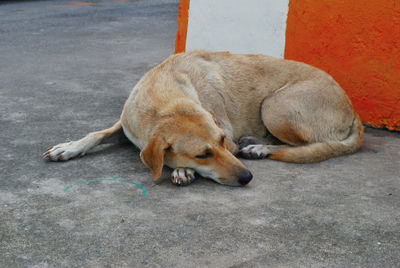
{"left": 238, "top": 133, "right": 283, "bottom": 150}
{"left": 244, "top": 85, "right": 364, "bottom": 163}
{"left": 171, "top": 168, "right": 196, "bottom": 186}
{"left": 240, "top": 144, "right": 289, "bottom": 159}
{"left": 238, "top": 131, "right": 286, "bottom": 159}
{"left": 44, "top": 120, "right": 123, "bottom": 161}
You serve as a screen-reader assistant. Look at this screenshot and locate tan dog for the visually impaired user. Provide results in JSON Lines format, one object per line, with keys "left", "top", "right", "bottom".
{"left": 44, "top": 50, "right": 363, "bottom": 186}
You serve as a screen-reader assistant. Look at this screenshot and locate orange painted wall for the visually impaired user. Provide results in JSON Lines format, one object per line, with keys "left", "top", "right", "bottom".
{"left": 175, "top": 0, "right": 189, "bottom": 53}
{"left": 285, "top": 0, "right": 400, "bottom": 131}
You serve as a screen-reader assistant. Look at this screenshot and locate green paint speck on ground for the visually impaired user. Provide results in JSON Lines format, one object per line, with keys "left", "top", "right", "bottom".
{"left": 64, "top": 177, "right": 146, "bottom": 197}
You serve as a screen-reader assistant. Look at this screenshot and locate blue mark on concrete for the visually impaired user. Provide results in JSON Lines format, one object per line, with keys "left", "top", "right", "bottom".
{"left": 64, "top": 176, "right": 146, "bottom": 197}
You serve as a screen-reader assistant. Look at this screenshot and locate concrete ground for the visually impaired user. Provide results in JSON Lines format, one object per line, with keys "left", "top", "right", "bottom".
{"left": 1, "top": 0, "right": 399, "bottom": 267}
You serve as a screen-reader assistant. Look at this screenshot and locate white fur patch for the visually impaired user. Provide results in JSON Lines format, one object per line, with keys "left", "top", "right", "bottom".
{"left": 43, "top": 141, "right": 84, "bottom": 161}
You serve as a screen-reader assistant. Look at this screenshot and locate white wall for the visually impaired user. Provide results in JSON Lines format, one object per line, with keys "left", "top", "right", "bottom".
{"left": 185, "top": 0, "right": 290, "bottom": 58}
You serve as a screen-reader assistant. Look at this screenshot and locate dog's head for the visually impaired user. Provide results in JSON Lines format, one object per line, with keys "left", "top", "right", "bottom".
{"left": 140, "top": 112, "right": 252, "bottom": 186}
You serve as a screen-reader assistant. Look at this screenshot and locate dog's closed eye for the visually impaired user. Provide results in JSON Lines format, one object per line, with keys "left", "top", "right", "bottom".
{"left": 196, "top": 151, "right": 213, "bottom": 159}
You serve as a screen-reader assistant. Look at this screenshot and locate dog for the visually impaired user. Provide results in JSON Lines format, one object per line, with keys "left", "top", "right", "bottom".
{"left": 44, "top": 50, "right": 364, "bottom": 186}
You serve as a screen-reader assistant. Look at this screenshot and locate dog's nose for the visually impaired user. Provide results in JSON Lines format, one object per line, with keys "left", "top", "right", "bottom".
{"left": 238, "top": 170, "right": 253, "bottom": 185}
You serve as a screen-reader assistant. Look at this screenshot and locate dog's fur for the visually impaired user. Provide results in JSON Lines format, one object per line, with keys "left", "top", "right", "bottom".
{"left": 44, "top": 50, "right": 363, "bottom": 186}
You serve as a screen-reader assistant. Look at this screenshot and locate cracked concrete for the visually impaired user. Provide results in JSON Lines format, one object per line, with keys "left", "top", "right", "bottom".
{"left": 1, "top": 0, "right": 400, "bottom": 267}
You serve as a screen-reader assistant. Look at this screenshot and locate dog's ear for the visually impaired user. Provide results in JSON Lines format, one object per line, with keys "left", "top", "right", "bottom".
{"left": 140, "top": 135, "right": 170, "bottom": 182}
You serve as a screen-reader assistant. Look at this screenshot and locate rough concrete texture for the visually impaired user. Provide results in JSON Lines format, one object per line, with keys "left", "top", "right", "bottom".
{"left": 0, "top": 1, "right": 399, "bottom": 267}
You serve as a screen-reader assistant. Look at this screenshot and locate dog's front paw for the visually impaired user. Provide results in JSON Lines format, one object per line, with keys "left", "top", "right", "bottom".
{"left": 171, "top": 168, "right": 196, "bottom": 186}
{"left": 239, "top": 144, "right": 271, "bottom": 159}
{"left": 43, "top": 141, "right": 84, "bottom": 161}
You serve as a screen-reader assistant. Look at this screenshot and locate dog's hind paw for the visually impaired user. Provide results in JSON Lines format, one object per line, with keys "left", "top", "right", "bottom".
{"left": 43, "top": 141, "right": 84, "bottom": 161}
{"left": 239, "top": 144, "right": 288, "bottom": 159}
{"left": 171, "top": 168, "right": 196, "bottom": 186}
{"left": 239, "top": 144, "right": 273, "bottom": 159}
{"left": 238, "top": 136, "right": 259, "bottom": 150}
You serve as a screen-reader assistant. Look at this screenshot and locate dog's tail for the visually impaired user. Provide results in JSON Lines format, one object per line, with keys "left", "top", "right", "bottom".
{"left": 269, "top": 115, "right": 364, "bottom": 163}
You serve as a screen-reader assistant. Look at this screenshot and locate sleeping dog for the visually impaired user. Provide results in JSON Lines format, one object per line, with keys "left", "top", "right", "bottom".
{"left": 44, "top": 50, "right": 363, "bottom": 186}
